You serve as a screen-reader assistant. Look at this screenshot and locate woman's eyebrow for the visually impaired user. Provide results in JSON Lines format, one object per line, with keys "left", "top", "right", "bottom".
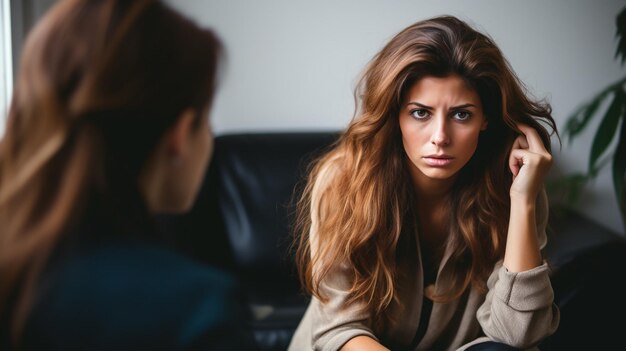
{"left": 406, "top": 102, "right": 433, "bottom": 109}
{"left": 405, "top": 102, "right": 477, "bottom": 110}
{"left": 450, "top": 103, "right": 476, "bottom": 110}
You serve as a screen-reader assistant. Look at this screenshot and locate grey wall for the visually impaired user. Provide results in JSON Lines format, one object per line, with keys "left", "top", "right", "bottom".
{"left": 166, "top": 0, "right": 626, "bottom": 234}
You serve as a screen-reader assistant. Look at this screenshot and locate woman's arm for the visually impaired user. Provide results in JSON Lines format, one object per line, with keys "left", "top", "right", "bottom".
{"left": 341, "top": 336, "right": 390, "bottom": 351}
{"left": 503, "top": 124, "right": 553, "bottom": 272}
{"left": 475, "top": 124, "right": 559, "bottom": 348}
{"left": 503, "top": 194, "right": 542, "bottom": 272}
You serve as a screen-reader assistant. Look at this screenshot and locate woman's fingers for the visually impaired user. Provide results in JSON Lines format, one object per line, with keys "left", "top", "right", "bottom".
{"left": 509, "top": 135, "right": 528, "bottom": 177}
{"left": 509, "top": 123, "right": 553, "bottom": 199}
{"left": 511, "top": 134, "right": 528, "bottom": 151}
{"left": 510, "top": 124, "right": 553, "bottom": 175}
{"left": 509, "top": 148, "right": 550, "bottom": 175}
{"left": 516, "top": 123, "right": 548, "bottom": 155}
{"left": 509, "top": 146, "right": 522, "bottom": 177}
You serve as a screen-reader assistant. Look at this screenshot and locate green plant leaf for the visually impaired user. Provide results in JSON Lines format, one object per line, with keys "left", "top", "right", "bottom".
{"left": 562, "top": 77, "right": 626, "bottom": 144}
{"left": 616, "top": 6, "right": 626, "bottom": 65}
{"left": 564, "top": 96, "right": 603, "bottom": 144}
{"left": 613, "top": 117, "right": 626, "bottom": 216}
{"left": 588, "top": 88, "right": 625, "bottom": 173}
{"left": 589, "top": 156, "right": 612, "bottom": 178}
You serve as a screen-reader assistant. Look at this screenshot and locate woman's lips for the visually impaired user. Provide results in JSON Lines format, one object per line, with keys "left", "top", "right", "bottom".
{"left": 423, "top": 155, "right": 453, "bottom": 166}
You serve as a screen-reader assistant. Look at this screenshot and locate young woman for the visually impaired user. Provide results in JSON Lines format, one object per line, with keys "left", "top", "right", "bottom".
{"left": 289, "top": 16, "right": 560, "bottom": 351}
{"left": 0, "top": 0, "right": 256, "bottom": 350}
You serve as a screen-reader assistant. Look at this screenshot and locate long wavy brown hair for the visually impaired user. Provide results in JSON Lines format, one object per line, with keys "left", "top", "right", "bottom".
{"left": 294, "top": 15, "right": 558, "bottom": 332}
{"left": 0, "top": 0, "right": 222, "bottom": 344}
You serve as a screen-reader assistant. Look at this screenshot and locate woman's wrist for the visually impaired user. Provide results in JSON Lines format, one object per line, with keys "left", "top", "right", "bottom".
{"left": 509, "top": 190, "right": 538, "bottom": 208}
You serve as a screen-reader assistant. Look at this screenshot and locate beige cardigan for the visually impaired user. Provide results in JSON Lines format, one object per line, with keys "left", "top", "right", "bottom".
{"left": 288, "top": 159, "right": 560, "bottom": 351}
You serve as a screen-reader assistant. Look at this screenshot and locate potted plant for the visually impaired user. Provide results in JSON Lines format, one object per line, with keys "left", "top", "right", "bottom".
{"left": 550, "top": 6, "right": 626, "bottom": 232}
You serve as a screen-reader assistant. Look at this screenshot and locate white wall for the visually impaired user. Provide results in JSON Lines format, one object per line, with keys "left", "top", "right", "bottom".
{"left": 166, "top": 0, "right": 626, "bottom": 234}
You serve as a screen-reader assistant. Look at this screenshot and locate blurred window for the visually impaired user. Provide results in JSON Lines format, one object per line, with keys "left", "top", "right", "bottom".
{"left": 0, "top": 0, "right": 12, "bottom": 137}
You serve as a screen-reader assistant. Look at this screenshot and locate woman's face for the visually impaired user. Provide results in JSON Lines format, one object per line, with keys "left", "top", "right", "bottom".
{"left": 399, "top": 74, "right": 487, "bottom": 189}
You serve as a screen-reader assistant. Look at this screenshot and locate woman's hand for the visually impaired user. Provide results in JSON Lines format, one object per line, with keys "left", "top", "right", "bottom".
{"left": 504, "top": 123, "right": 551, "bottom": 272}
{"left": 508, "top": 123, "right": 553, "bottom": 202}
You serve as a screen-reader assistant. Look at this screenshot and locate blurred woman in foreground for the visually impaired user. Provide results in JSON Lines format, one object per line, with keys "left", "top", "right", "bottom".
{"left": 0, "top": 0, "right": 255, "bottom": 349}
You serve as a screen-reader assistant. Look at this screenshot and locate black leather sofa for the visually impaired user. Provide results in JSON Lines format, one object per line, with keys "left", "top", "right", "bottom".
{"left": 162, "top": 132, "right": 626, "bottom": 351}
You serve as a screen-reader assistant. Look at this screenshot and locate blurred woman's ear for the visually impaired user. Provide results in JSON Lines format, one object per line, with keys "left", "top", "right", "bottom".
{"left": 165, "top": 108, "right": 197, "bottom": 161}
{"left": 139, "top": 108, "right": 198, "bottom": 212}
{"left": 140, "top": 107, "right": 213, "bottom": 214}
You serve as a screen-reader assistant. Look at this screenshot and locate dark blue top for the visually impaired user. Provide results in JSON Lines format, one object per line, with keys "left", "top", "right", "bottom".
{"left": 20, "top": 239, "right": 257, "bottom": 351}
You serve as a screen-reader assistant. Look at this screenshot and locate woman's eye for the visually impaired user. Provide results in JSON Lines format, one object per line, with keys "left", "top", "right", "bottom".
{"left": 453, "top": 110, "right": 471, "bottom": 121}
{"left": 410, "top": 109, "right": 429, "bottom": 119}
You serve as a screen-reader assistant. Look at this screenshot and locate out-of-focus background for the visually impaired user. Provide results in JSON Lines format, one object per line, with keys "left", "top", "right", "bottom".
{"left": 1, "top": 0, "right": 624, "bottom": 234}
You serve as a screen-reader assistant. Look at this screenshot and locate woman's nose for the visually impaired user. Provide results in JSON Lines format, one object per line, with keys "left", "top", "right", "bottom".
{"left": 430, "top": 118, "right": 450, "bottom": 146}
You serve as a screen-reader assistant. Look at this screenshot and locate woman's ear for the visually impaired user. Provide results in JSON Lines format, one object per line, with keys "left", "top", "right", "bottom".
{"left": 481, "top": 119, "right": 488, "bottom": 131}
{"left": 165, "top": 108, "right": 196, "bottom": 159}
